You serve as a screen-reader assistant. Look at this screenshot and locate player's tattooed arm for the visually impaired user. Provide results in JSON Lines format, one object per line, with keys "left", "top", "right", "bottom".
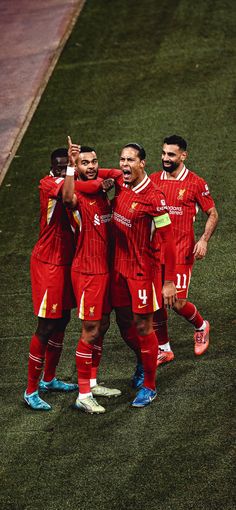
{"left": 193, "top": 206, "right": 219, "bottom": 260}
{"left": 101, "top": 178, "right": 115, "bottom": 191}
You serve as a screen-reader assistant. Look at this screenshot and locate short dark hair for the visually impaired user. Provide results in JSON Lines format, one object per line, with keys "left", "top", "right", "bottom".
{"left": 51, "top": 148, "right": 68, "bottom": 164}
{"left": 123, "top": 143, "right": 146, "bottom": 160}
{"left": 163, "top": 135, "right": 187, "bottom": 151}
{"left": 80, "top": 146, "right": 96, "bottom": 153}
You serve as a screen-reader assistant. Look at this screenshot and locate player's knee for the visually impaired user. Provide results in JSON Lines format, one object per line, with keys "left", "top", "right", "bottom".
{"left": 173, "top": 299, "right": 187, "bottom": 312}
{"left": 134, "top": 320, "right": 148, "bottom": 336}
{"left": 134, "top": 313, "right": 153, "bottom": 336}
{"left": 115, "top": 307, "right": 133, "bottom": 333}
{"left": 55, "top": 312, "right": 71, "bottom": 332}
{"left": 100, "top": 314, "right": 110, "bottom": 337}
{"left": 82, "top": 321, "right": 100, "bottom": 343}
{"left": 36, "top": 320, "right": 55, "bottom": 344}
{"left": 61, "top": 310, "right": 71, "bottom": 329}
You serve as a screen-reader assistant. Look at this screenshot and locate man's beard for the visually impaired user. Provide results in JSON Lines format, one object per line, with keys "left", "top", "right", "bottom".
{"left": 80, "top": 170, "right": 98, "bottom": 181}
{"left": 162, "top": 161, "right": 179, "bottom": 173}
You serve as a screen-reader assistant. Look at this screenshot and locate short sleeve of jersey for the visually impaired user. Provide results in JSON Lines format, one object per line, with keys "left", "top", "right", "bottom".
{"left": 195, "top": 177, "right": 215, "bottom": 212}
{"left": 39, "top": 176, "right": 64, "bottom": 198}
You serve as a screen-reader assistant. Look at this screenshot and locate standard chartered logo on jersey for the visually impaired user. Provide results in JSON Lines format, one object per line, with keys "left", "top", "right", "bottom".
{"left": 168, "top": 205, "right": 183, "bottom": 215}
{"left": 93, "top": 213, "right": 112, "bottom": 226}
{"left": 113, "top": 211, "right": 132, "bottom": 227}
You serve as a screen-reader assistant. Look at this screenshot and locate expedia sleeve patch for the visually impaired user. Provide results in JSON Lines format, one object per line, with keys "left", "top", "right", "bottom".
{"left": 154, "top": 213, "right": 171, "bottom": 228}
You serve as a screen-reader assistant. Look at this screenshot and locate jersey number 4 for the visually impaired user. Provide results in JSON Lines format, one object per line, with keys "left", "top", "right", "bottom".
{"left": 138, "top": 289, "right": 148, "bottom": 304}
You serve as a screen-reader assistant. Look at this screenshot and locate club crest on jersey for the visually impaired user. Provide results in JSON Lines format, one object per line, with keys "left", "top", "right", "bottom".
{"left": 177, "top": 189, "right": 186, "bottom": 200}
{"left": 130, "top": 202, "right": 138, "bottom": 212}
{"left": 89, "top": 306, "right": 95, "bottom": 316}
{"left": 51, "top": 304, "right": 58, "bottom": 313}
{"left": 94, "top": 214, "right": 100, "bottom": 226}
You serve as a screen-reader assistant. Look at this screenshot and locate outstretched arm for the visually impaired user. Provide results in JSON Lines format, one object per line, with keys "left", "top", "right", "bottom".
{"left": 62, "top": 136, "right": 79, "bottom": 208}
{"left": 193, "top": 206, "right": 218, "bottom": 260}
{"left": 62, "top": 136, "right": 104, "bottom": 205}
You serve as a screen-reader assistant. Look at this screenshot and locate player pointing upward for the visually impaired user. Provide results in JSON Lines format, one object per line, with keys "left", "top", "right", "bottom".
{"left": 62, "top": 137, "right": 122, "bottom": 414}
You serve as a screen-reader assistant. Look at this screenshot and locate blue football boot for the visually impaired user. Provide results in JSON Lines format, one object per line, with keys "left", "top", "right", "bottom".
{"left": 131, "top": 386, "right": 157, "bottom": 407}
{"left": 132, "top": 363, "right": 144, "bottom": 389}
{"left": 24, "top": 390, "right": 51, "bottom": 411}
{"left": 39, "top": 377, "right": 78, "bottom": 392}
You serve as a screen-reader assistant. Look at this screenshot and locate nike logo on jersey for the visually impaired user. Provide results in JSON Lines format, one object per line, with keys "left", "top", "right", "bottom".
{"left": 138, "top": 304, "right": 148, "bottom": 309}
{"left": 89, "top": 201, "right": 96, "bottom": 205}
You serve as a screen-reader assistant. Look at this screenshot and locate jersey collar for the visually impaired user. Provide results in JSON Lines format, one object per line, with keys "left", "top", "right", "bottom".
{"left": 132, "top": 172, "right": 150, "bottom": 193}
{"left": 161, "top": 165, "right": 189, "bottom": 181}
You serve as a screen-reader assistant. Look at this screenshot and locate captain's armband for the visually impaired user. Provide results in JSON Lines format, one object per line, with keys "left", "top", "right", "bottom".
{"left": 153, "top": 213, "right": 171, "bottom": 228}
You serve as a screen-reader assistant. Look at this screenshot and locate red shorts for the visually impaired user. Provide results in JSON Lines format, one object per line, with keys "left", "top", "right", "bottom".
{"left": 111, "top": 271, "right": 162, "bottom": 314}
{"left": 175, "top": 264, "right": 193, "bottom": 299}
{"left": 31, "top": 256, "right": 76, "bottom": 318}
{"left": 71, "top": 270, "right": 111, "bottom": 320}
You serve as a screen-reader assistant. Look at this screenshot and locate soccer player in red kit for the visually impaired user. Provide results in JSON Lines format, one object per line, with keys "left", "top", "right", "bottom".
{"left": 111, "top": 143, "right": 177, "bottom": 408}
{"left": 150, "top": 135, "right": 218, "bottom": 365}
{"left": 24, "top": 148, "right": 103, "bottom": 411}
{"left": 62, "top": 137, "right": 122, "bottom": 414}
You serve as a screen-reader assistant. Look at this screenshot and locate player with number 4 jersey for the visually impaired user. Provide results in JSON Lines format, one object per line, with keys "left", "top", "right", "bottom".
{"left": 111, "top": 143, "right": 177, "bottom": 408}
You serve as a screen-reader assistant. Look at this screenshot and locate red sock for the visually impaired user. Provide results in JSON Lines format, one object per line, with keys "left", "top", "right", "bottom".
{"left": 153, "top": 308, "right": 169, "bottom": 345}
{"left": 76, "top": 338, "right": 93, "bottom": 394}
{"left": 91, "top": 336, "right": 103, "bottom": 380}
{"left": 138, "top": 331, "right": 158, "bottom": 390}
{"left": 175, "top": 302, "right": 203, "bottom": 329}
{"left": 26, "top": 334, "right": 47, "bottom": 394}
{"left": 120, "top": 324, "right": 141, "bottom": 362}
{"left": 43, "top": 331, "right": 64, "bottom": 382}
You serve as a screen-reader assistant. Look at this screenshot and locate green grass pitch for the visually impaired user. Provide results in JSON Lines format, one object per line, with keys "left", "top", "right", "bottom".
{"left": 0, "top": 1, "right": 235, "bottom": 509}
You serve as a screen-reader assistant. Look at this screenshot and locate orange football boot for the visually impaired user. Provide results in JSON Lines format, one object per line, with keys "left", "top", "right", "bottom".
{"left": 194, "top": 320, "right": 210, "bottom": 355}
{"left": 157, "top": 349, "right": 174, "bottom": 367}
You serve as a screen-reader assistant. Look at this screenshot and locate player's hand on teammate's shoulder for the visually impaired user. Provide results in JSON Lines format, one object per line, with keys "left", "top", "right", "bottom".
{"left": 101, "top": 178, "right": 115, "bottom": 192}
{"left": 67, "top": 135, "right": 80, "bottom": 167}
{"left": 162, "top": 281, "right": 177, "bottom": 308}
{"left": 193, "top": 237, "right": 208, "bottom": 260}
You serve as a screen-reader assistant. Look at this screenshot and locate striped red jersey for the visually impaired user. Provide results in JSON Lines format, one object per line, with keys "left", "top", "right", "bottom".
{"left": 72, "top": 186, "right": 112, "bottom": 275}
{"left": 150, "top": 166, "right": 215, "bottom": 264}
{"left": 32, "top": 175, "right": 103, "bottom": 266}
{"left": 32, "top": 175, "right": 76, "bottom": 265}
{"left": 112, "top": 173, "right": 171, "bottom": 279}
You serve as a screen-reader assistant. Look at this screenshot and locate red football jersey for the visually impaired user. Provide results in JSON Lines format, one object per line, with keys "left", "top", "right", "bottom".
{"left": 112, "top": 173, "right": 172, "bottom": 280}
{"left": 71, "top": 168, "right": 122, "bottom": 274}
{"left": 32, "top": 175, "right": 103, "bottom": 266}
{"left": 32, "top": 175, "right": 75, "bottom": 265}
{"left": 150, "top": 166, "right": 215, "bottom": 264}
{"left": 72, "top": 188, "right": 112, "bottom": 275}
